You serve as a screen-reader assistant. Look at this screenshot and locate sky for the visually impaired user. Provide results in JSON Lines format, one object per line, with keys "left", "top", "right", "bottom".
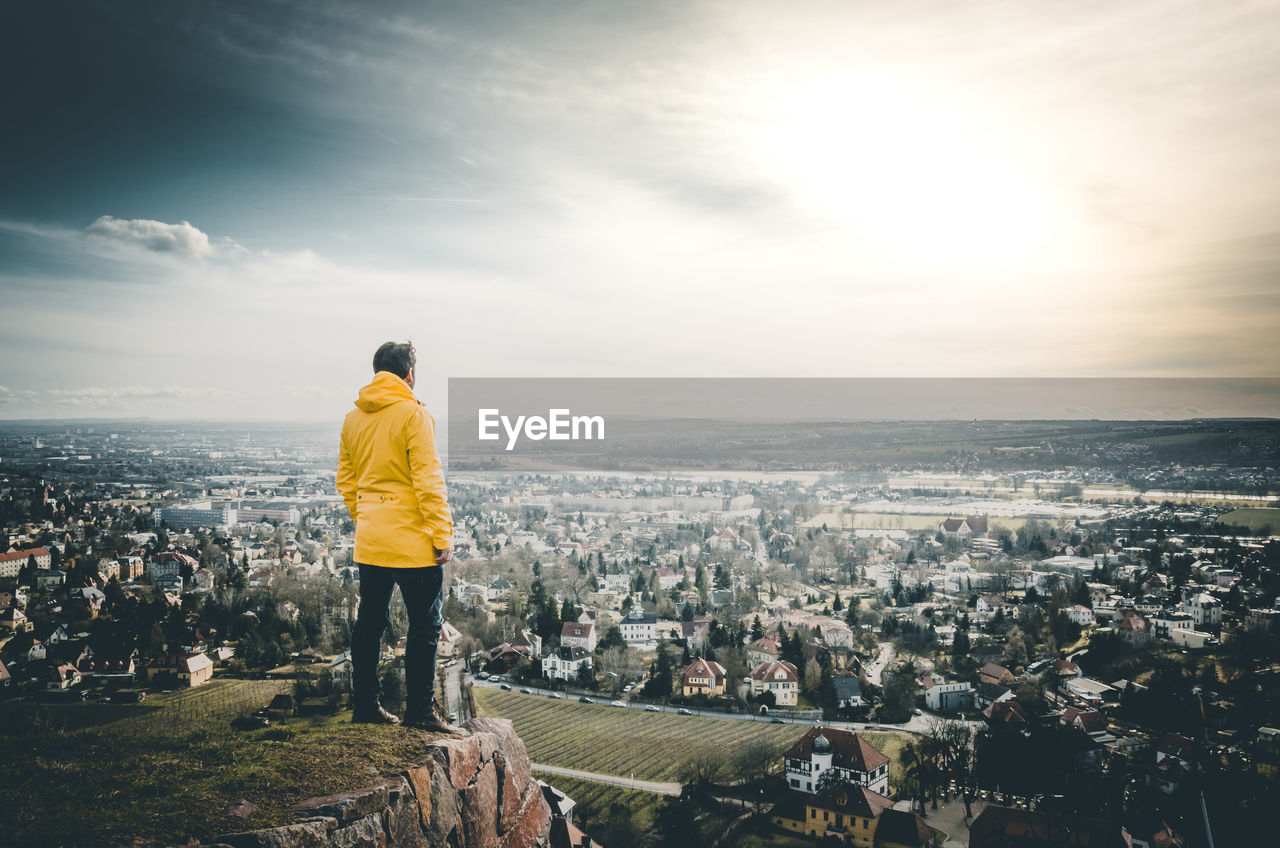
{"left": 1, "top": 0, "right": 1278, "bottom": 421}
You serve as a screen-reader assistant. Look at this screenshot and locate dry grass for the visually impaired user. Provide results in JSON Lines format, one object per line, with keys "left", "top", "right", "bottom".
{"left": 0, "top": 697, "right": 446, "bottom": 847}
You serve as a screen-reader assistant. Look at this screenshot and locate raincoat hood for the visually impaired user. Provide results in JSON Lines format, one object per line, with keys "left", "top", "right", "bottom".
{"left": 355, "top": 370, "right": 418, "bottom": 413}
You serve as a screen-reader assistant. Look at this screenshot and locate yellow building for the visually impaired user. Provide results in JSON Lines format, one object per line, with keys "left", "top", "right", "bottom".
{"left": 680, "top": 657, "right": 727, "bottom": 697}
{"left": 771, "top": 785, "right": 935, "bottom": 847}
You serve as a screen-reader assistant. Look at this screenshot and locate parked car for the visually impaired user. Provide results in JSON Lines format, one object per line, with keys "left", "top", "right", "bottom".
{"left": 644, "top": 705, "right": 661, "bottom": 712}
{"left": 520, "top": 688, "right": 532, "bottom": 694}
{"left": 579, "top": 697, "right": 594, "bottom": 704}
{"left": 677, "top": 708, "right": 692, "bottom": 715}
{"left": 500, "top": 683, "right": 512, "bottom": 690}
{"left": 476, "top": 672, "right": 489, "bottom": 680}
{"left": 771, "top": 717, "right": 785, "bottom": 724}
{"left": 610, "top": 700, "right": 625, "bottom": 707}
{"left": 551, "top": 692, "right": 565, "bottom": 699}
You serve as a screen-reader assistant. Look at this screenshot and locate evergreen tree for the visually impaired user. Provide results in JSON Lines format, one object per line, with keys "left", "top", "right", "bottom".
{"left": 750, "top": 615, "right": 766, "bottom": 641}
{"left": 832, "top": 592, "right": 843, "bottom": 612}
{"left": 714, "top": 563, "right": 731, "bottom": 589}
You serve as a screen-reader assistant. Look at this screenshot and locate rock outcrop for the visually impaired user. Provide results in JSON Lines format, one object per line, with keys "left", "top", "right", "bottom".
{"left": 193, "top": 718, "right": 550, "bottom": 848}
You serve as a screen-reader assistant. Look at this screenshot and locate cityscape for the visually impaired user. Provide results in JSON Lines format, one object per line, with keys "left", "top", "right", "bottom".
{"left": 0, "top": 417, "right": 1276, "bottom": 846}
{"left": 4, "top": 2, "right": 1280, "bottom": 847}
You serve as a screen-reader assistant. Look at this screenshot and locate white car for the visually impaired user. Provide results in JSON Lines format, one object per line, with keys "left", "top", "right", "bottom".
{"left": 610, "top": 700, "right": 626, "bottom": 707}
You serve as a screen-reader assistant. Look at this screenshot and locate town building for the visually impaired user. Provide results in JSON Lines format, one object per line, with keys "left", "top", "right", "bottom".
{"left": 750, "top": 659, "right": 800, "bottom": 706}
{"left": 770, "top": 784, "right": 899, "bottom": 846}
{"left": 619, "top": 609, "right": 657, "bottom": 646}
{"left": 0, "top": 546, "right": 52, "bottom": 578}
{"left": 1181, "top": 592, "right": 1221, "bottom": 628}
{"left": 784, "top": 727, "right": 890, "bottom": 795}
{"left": 155, "top": 504, "right": 237, "bottom": 530}
{"left": 560, "top": 620, "right": 597, "bottom": 652}
{"left": 748, "top": 635, "right": 783, "bottom": 666}
{"left": 681, "top": 657, "right": 727, "bottom": 697}
{"left": 925, "top": 681, "right": 974, "bottom": 712}
{"left": 543, "top": 645, "right": 593, "bottom": 682}
{"left": 147, "top": 651, "right": 214, "bottom": 687}
{"left": 939, "top": 515, "right": 988, "bottom": 538}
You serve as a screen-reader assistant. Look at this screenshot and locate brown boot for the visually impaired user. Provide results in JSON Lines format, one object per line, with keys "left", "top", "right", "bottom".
{"left": 404, "top": 701, "right": 463, "bottom": 733}
{"left": 352, "top": 704, "right": 401, "bottom": 725}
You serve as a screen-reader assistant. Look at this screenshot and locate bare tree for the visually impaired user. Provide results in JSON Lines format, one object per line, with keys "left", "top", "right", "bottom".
{"left": 677, "top": 749, "right": 726, "bottom": 791}
{"left": 731, "top": 736, "right": 783, "bottom": 787}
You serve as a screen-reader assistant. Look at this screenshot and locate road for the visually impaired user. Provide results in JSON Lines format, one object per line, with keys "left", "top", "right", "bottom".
{"left": 865, "top": 642, "right": 894, "bottom": 686}
{"left": 470, "top": 676, "right": 973, "bottom": 735}
{"left": 442, "top": 662, "right": 469, "bottom": 721}
{"left": 530, "top": 762, "right": 681, "bottom": 796}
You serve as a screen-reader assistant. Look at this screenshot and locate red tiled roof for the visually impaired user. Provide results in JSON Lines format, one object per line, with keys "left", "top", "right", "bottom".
{"left": 810, "top": 783, "right": 894, "bottom": 818}
{"left": 750, "top": 636, "right": 781, "bottom": 655}
{"left": 561, "top": 621, "right": 593, "bottom": 640}
{"left": 750, "top": 659, "right": 798, "bottom": 683}
{"left": 980, "top": 662, "right": 1011, "bottom": 679}
{"left": 0, "top": 547, "right": 50, "bottom": 563}
{"left": 682, "top": 658, "right": 726, "bottom": 687}
{"left": 966, "top": 515, "right": 989, "bottom": 533}
{"left": 984, "top": 701, "right": 1029, "bottom": 724}
{"left": 786, "top": 727, "right": 889, "bottom": 772}
{"left": 970, "top": 806, "right": 1126, "bottom": 847}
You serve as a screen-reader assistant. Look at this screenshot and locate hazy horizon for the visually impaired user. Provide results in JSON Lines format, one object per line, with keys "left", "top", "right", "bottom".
{"left": 3, "top": 2, "right": 1279, "bottom": 420}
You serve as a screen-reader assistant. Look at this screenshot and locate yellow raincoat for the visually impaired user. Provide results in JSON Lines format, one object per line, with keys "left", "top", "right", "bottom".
{"left": 337, "top": 370, "right": 452, "bottom": 567}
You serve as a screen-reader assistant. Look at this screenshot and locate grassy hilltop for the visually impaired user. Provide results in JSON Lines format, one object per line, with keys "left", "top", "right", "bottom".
{"left": 0, "top": 680, "right": 436, "bottom": 847}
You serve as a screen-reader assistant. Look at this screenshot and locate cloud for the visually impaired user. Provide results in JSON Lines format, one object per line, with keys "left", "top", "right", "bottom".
{"left": 0, "top": 386, "right": 39, "bottom": 405}
{"left": 43, "top": 385, "right": 238, "bottom": 406}
{"left": 85, "top": 215, "right": 222, "bottom": 259}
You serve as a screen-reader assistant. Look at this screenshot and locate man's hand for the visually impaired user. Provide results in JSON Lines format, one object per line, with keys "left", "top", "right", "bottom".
{"left": 434, "top": 544, "right": 453, "bottom": 565}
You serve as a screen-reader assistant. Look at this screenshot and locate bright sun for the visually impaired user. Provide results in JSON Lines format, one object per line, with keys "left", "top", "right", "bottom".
{"left": 746, "top": 69, "right": 1082, "bottom": 278}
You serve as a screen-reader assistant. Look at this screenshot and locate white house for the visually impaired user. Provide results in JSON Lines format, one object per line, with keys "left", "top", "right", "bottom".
{"left": 619, "top": 610, "right": 657, "bottom": 646}
{"left": 1181, "top": 593, "right": 1221, "bottom": 628}
{"left": 330, "top": 650, "right": 353, "bottom": 690}
{"left": 1066, "top": 605, "right": 1094, "bottom": 627}
{"left": 925, "top": 682, "right": 974, "bottom": 712}
{"left": 707, "top": 528, "right": 741, "bottom": 551}
{"left": 542, "top": 645, "right": 592, "bottom": 682}
{"left": 784, "top": 727, "right": 890, "bottom": 795}
{"left": 975, "top": 595, "right": 1007, "bottom": 620}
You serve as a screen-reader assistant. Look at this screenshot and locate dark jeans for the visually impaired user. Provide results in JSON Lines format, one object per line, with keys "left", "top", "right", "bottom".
{"left": 351, "top": 563, "right": 443, "bottom": 718}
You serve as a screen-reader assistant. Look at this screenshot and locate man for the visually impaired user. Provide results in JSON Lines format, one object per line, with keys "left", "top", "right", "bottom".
{"left": 338, "top": 341, "right": 456, "bottom": 730}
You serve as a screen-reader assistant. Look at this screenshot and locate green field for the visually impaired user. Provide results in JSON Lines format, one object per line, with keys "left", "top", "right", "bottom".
{"left": 1219, "top": 507, "right": 1280, "bottom": 533}
{"left": 474, "top": 688, "right": 915, "bottom": 790}
{"left": 475, "top": 689, "right": 800, "bottom": 781}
